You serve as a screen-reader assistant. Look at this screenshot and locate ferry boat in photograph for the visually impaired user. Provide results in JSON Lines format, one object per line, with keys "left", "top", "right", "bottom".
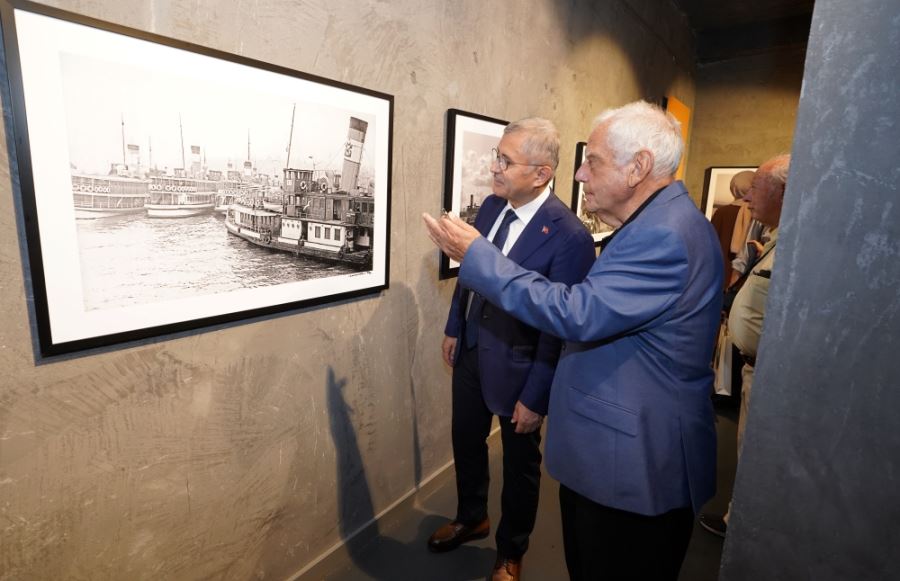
{"left": 224, "top": 116, "right": 374, "bottom": 270}
{"left": 214, "top": 178, "right": 268, "bottom": 215}
{"left": 146, "top": 176, "right": 218, "bottom": 218}
{"left": 262, "top": 188, "right": 284, "bottom": 213}
{"left": 214, "top": 180, "right": 241, "bottom": 216}
{"left": 72, "top": 174, "right": 149, "bottom": 219}
{"left": 214, "top": 191, "right": 235, "bottom": 215}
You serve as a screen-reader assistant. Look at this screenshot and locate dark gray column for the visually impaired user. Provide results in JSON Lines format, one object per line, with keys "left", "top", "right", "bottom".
{"left": 720, "top": 1, "right": 900, "bottom": 580}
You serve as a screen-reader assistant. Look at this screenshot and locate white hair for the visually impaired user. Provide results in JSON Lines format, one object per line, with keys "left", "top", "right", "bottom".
{"left": 593, "top": 101, "right": 684, "bottom": 179}
{"left": 762, "top": 154, "right": 791, "bottom": 188}
{"left": 504, "top": 117, "right": 560, "bottom": 171}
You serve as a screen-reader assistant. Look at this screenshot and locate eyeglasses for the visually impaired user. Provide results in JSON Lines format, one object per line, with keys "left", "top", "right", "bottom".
{"left": 491, "top": 147, "right": 544, "bottom": 172}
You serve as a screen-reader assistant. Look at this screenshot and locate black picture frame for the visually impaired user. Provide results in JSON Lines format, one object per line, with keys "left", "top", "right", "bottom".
{"left": 0, "top": 0, "right": 393, "bottom": 356}
{"left": 701, "top": 166, "right": 758, "bottom": 220}
{"left": 570, "top": 141, "right": 614, "bottom": 247}
{"left": 439, "top": 108, "right": 508, "bottom": 279}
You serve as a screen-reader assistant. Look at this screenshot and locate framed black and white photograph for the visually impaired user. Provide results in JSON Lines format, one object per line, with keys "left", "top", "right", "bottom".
{"left": 570, "top": 141, "right": 614, "bottom": 247}
{"left": 701, "top": 166, "right": 757, "bottom": 220}
{"left": 439, "top": 108, "right": 508, "bottom": 279}
{"left": 0, "top": 1, "right": 393, "bottom": 356}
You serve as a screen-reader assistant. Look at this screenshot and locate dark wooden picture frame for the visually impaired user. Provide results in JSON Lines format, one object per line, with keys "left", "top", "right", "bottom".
{"left": 439, "top": 108, "right": 508, "bottom": 279}
{"left": 0, "top": 0, "right": 393, "bottom": 356}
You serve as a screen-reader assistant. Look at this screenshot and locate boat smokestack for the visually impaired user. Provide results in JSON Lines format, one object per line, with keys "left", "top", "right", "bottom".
{"left": 340, "top": 117, "right": 368, "bottom": 192}
{"left": 127, "top": 144, "right": 141, "bottom": 177}
{"left": 190, "top": 145, "right": 201, "bottom": 178}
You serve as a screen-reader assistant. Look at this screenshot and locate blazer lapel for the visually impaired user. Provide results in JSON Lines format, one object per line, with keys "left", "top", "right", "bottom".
{"left": 506, "top": 195, "right": 562, "bottom": 264}
{"left": 474, "top": 197, "right": 504, "bottom": 237}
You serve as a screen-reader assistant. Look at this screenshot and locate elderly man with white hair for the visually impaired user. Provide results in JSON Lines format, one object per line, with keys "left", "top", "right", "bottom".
{"left": 700, "top": 154, "right": 791, "bottom": 540}
{"left": 424, "top": 101, "right": 723, "bottom": 580}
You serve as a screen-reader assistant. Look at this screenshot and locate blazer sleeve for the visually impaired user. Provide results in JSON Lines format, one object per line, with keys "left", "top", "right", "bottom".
{"left": 459, "top": 224, "right": 689, "bottom": 343}
{"left": 517, "top": 227, "right": 596, "bottom": 414}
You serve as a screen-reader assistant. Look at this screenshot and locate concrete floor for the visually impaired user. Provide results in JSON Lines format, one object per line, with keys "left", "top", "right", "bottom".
{"left": 301, "top": 403, "right": 738, "bottom": 581}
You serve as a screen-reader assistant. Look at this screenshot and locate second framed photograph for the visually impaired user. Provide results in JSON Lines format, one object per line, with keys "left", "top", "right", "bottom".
{"left": 570, "top": 141, "right": 614, "bottom": 247}
{"left": 701, "top": 166, "right": 758, "bottom": 220}
{"left": 439, "top": 108, "right": 508, "bottom": 279}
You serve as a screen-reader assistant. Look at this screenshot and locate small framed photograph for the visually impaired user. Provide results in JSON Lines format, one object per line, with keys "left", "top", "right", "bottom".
{"left": 439, "top": 108, "right": 508, "bottom": 279}
{"left": 701, "top": 166, "right": 758, "bottom": 219}
{"left": 0, "top": 0, "right": 393, "bottom": 356}
{"left": 570, "top": 141, "right": 614, "bottom": 246}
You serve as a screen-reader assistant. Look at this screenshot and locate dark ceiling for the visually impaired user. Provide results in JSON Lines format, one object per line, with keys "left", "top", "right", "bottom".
{"left": 672, "top": 0, "right": 816, "bottom": 64}
{"left": 674, "top": 0, "right": 815, "bottom": 31}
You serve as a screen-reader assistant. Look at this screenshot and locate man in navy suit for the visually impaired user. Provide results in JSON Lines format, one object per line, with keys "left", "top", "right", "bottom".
{"left": 425, "top": 102, "right": 723, "bottom": 580}
{"left": 427, "top": 118, "right": 595, "bottom": 581}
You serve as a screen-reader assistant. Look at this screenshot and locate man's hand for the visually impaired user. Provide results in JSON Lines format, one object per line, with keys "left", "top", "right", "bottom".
{"left": 422, "top": 212, "right": 481, "bottom": 263}
{"left": 442, "top": 335, "right": 457, "bottom": 367}
{"left": 511, "top": 400, "right": 544, "bottom": 434}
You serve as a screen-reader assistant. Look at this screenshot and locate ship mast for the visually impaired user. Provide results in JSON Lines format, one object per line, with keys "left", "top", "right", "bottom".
{"left": 179, "top": 114, "right": 186, "bottom": 171}
{"left": 120, "top": 114, "right": 126, "bottom": 167}
{"left": 285, "top": 103, "right": 296, "bottom": 170}
{"left": 357, "top": 134, "right": 366, "bottom": 192}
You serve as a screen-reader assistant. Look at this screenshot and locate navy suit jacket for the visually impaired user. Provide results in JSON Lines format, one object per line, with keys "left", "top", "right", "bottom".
{"left": 459, "top": 181, "right": 724, "bottom": 515}
{"left": 444, "top": 193, "right": 595, "bottom": 417}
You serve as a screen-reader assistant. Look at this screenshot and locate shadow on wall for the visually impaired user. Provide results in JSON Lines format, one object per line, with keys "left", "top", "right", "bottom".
{"left": 249, "top": 280, "right": 441, "bottom": 579}
{"left": 547, "top": 0, "right": 690, "bottom": 105}
{"left": 325, "top": 365, "right": 494, "bottom": 580}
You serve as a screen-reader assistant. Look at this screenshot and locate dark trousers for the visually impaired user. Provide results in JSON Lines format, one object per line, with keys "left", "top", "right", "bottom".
{"left": 559, "top": 484, "right": 694, "bottom": 581}
{"left": 452, "top": 345, "right": 542, "bottom": 558}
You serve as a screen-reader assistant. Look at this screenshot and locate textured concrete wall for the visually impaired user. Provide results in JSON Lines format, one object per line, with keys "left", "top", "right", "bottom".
{"left": 685, "top": 48, "right": 806, "bottom": 202}
{"left": 720, "top": 0, "right": 900, "bottom": 579}
{"left": 0, "top": 1, "right": 694, "bottom": 579}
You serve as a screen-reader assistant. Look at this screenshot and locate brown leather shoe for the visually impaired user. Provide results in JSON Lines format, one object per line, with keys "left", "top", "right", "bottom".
{"left": 427, "top": 518, "right": 490, "bottom": 552}
{"left": 491, "top": 555, "right": 522, "bottom": 581}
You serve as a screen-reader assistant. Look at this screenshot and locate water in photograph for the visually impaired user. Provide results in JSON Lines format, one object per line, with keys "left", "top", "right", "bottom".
{"left": 75, "top": 213, "right": 356, "bottom": 311}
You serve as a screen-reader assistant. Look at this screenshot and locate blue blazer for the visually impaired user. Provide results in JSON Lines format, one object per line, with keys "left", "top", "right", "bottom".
{"left": 445, "top": 193, "right": 595, "bottom": 416}
{"left": 459, "top": 181, "right": 724, "bottom": 515}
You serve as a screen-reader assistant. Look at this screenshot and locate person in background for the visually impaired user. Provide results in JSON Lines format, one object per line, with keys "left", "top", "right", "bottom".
{"left": 426, "top": 117, "right": 595, "bottom": 581}
{"left": 711, "top": 170, "right": 754, "bottom": 288}
{"left": 424, "top": 101, "right": 723, "bottom": 580}
{"left": 700, "top": 154, "right": 791, "bottom": 538}
{"left": 711, "top": 171, "right": 754, "bottom": 397}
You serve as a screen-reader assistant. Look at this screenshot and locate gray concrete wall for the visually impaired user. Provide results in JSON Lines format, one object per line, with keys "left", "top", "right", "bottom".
{"left": 720, "top": 0, "right": 900, "bottom": 579}
{"left": 685, "top": 48, "right": 806, "bottom": 202}
{"left": 0, "top": 0, "right": 695, "bottom": 579}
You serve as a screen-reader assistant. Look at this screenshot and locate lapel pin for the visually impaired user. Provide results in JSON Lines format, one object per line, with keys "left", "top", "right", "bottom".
{"left": 542, "top": 225, "right": 550, "bottom": 234}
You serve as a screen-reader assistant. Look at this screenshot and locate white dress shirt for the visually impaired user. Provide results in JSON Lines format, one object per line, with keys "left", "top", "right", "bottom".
{"left": 465, "top": 187, "right": 552, "bottom": 318}
{"left": 485, "top": 186, "right": 552, "bottom": 255}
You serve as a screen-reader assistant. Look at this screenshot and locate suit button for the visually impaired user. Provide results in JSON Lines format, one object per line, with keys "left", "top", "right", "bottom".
{"left": 561, "top": 344, "right": 567, "bottom": 351}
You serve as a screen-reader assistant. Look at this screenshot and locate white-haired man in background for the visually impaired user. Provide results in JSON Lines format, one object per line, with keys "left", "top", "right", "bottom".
{"left": 424, "top": 101, "right": 723, "bottom": 580}
{"left": 700, "top": 154, "right": 791, "bottom": 539}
